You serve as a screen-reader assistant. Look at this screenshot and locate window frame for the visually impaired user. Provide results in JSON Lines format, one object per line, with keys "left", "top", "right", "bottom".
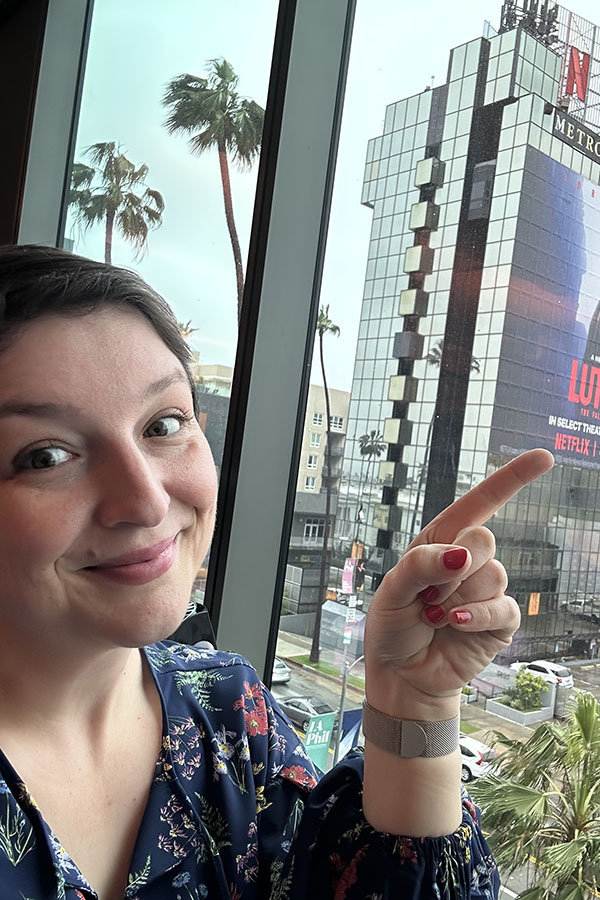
{"left": 16, "top": 0, "right": 359, "bottom": 684}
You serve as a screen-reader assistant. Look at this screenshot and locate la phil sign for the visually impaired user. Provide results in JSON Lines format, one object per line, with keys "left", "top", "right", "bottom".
{"left": 553, "top": 110, "right": 600, "bottom": 164}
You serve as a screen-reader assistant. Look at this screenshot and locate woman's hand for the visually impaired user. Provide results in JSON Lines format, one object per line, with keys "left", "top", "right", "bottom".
{"left": 364, "top": 449, "right": 554, "bottom": 719}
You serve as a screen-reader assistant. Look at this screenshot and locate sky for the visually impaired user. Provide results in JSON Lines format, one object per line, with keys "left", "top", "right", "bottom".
{"left": 68, "top": 0, "right": 600, "bottom": 392}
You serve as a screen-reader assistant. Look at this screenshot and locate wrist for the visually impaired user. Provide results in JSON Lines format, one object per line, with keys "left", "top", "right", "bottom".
{"left": 362, "top": 697, "right": 460, "bottom": 758}
{"left": 365, "top": 675, "right": 461, "bottom": 722}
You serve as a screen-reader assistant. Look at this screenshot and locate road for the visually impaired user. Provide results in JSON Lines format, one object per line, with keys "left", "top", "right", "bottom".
{"left": 271, "top": 659, "right": 363, "bottom": 722}
{"left": 272, "top": 655, "right": 600, "bottom": 722}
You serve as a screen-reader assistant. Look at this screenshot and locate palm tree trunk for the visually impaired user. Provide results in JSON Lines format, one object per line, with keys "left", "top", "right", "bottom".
{"left": 104, "top": 208, "right": 115, "bottom": 265}
{"left": 217, "top": 142, "right": 245, "bottom": 323}
{"left": 355, "top": 456, "right": 372, "bottom": 542}
{"left": 310, "top": 332, "right": 333, "bottom": 664}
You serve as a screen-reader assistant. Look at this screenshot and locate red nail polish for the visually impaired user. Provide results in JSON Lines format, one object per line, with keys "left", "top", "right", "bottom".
{"left": 453, "top": 610, "right": 472, "bottom": 624}
{"left": 419, "top": 585, "right": 440, "bottom": 604}
{"left": 443, "top": 548, "right": 468, "bottom": 570}
{"left": 424, "top": 604, "right": 445, "bottom": 624}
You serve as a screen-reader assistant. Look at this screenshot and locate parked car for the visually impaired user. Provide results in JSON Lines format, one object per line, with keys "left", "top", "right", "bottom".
{"left": 459, "top": 734, "right": 497, "bottom": 783}
{"left": 277, "top": 696, "right": 337, "bottom": 732}
{"left": 509, "top": 659, "right": 574, "bottom": 688}
{"left": 562, "top": 593, "right": 600, "bottom": 622}
{"left": 271, "top": 657, "right": 291, "bottom": 684}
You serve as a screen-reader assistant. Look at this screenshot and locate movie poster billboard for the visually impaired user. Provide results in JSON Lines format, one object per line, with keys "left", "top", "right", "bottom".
{"left": 489, "top": 145, "right": 600, "bottom": 469}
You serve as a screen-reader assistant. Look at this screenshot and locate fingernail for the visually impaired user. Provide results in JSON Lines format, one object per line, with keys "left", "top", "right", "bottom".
{"left": 452, "top": 610, "right": 472, "bottom": 624}
{"left": 443, "top": 548, "right": 468, "bottom": 570}
{"left": 419, "top": 585, "right": 440, "bottom": 604}
{"left": 424, "top": 605, "right": 445, "bottom": 624}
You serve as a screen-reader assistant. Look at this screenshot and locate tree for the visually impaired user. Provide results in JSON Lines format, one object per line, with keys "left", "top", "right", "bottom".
{"left": 356, "top": 429, "right": 386, "bottom": 536}
{"left": 408, "top": 338, "right": 480, "bottom": 539}
{"left": 470, "top": 691, "right": 600, "bottom": 900}
{"left": 500, "top": 668, "right": 547, "bottom": 711}
{"left": 309, "top": 305, "right": 340, "bottom": 665}
{"left": 69, "top": 143, "right": 164, "bottom": 264}
{"left": 177, "top": 320, "right": 198, "bottom": 340}
{"left": 163, "top": 59, "right": 265, "bottom": 323}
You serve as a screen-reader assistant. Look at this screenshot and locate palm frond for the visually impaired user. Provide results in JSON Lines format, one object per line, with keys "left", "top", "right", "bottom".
{"left": 70, "top": 162, "right": 95, "bottom": 189}
{"left": 541, "top": 838, "right": 588, "bottom": 880}
{"left": 515, "top": 884, "right": 549, "bottom": 900}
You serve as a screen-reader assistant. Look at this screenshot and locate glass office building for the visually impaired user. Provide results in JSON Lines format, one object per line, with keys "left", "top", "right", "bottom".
{"left": 341, "top": 5, "right": 600, "bottom": 660}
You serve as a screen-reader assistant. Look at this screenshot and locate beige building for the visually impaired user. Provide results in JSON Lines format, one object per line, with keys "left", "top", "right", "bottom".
{"left": 190, "top": 360, "right": 233, "bottom": 396}
{"left": 296, "top": 384, "right": 349, "bottom": 493}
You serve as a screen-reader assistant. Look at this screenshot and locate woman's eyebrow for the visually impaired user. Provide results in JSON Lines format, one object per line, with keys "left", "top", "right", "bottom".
{"left": 0, "top": 400, "right": 80, "bottom": 420}
{"left": 0, "top": 371, "right": 189, "bottom": 420}
{"left": 144, "top": 370, "right": 189, "bottom": 398}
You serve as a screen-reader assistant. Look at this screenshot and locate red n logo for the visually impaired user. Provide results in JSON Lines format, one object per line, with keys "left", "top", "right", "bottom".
{"left": 566, "top": 46, "right": 591, "bottom": 101}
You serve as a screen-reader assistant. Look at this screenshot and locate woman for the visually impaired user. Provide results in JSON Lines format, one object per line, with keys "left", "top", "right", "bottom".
{"left": 0, "top": 244, "right": 554, "bottom": 900}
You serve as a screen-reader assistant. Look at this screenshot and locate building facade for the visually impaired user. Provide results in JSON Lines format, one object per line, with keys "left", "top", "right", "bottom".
{"left": 341, "top": 2, "right": 600, "bottom": 660}
{"left": 285, "top": 384, "right": 350, "bottom": 616}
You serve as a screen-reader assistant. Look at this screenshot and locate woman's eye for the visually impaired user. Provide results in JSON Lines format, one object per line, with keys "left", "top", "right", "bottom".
{"left": 17, "top": 446, "right": 73, "bottom": 471}
{"left": 144, "top": 415, "right": 186, "bottom": 438}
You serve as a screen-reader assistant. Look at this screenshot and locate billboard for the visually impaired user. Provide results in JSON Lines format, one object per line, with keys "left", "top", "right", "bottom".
{"left": 489, "top": 145, "right": 600, "bottom": 469}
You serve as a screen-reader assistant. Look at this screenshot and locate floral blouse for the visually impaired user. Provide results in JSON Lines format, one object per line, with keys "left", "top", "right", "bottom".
{"left": 0, "top": 641, "right": 499, "bottom": 899}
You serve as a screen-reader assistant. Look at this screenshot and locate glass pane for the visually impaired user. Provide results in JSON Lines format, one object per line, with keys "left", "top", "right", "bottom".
{"left": 62, "top": 0, "right": 279, "bottom": 617}
{"left": 64, "top": 0, "right": 279, "bottom": 457}
{"left": 275, "top": 0, "right": 600, "bottom": 801}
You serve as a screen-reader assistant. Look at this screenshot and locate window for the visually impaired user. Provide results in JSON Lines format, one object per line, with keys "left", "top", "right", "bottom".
{"left": 304, "top": 476, "right": 316, "bottom": 491}
{"left": 307, "top": 454, "right": 318, "bottom": 468}
{"left": 330, "top": 415, "right": 344, "bottom": 430}
{"left": 312, "top": 412, "right": 324, "bottom": 426}
{"left": 303, "top": 518, "right": 325, "bottom": 539}
{"left": 309, "top": 432, "right": 321, "bottom": 447}
{"left": 64, "top": 0, "right": 278, "bottom": 482}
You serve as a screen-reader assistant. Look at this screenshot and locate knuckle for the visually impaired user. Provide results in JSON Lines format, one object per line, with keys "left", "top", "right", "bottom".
{"left": 456, "top": 525, "right": 496, "bottom": 557}
{"left": 486, "top": 558, "right": 509, "bottom": 591}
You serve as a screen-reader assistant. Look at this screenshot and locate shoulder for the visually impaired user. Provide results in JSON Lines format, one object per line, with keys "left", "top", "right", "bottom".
{"left": 144, "top": 639, "right": 257, "bottom": 678}
{"left": 144, "top": 640, "right": 271, "bottom": 725}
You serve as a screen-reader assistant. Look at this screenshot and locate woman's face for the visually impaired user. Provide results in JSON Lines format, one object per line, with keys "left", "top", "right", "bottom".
{"left": 0, "top": 307, "right": 218, "bottom": 651}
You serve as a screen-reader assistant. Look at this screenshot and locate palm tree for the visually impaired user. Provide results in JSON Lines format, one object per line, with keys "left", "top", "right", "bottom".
{"left": 163, "top": 59, "right": 265, "bottom": 323}
{"left": 177, "top": 320, "right": 198, "bottom": 340}
{"left": 425, "top": 337, "right": 480, "bottom": 373}
{"left": 309, "top": 305, "right": 340, "bottom": 665}
{"left": 69, "top": 143, "right": 164, "bottom": 264}
{"left": 408, "top": 338, "right": 480, "bottom": 539}
{"left": 356, "top": 429, "right": 386, "bottom": 537}
{"left": 470, "top": 691, "right": 600, "bottom": 900}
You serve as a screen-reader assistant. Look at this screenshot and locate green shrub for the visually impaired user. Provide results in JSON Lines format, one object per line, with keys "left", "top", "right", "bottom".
{"left": 499, "top": 668, "right": 546, "bottom": 711}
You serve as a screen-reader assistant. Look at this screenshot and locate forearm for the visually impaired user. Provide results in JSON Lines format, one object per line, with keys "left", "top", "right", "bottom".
{"left": 362, "top": 685, "right": 463, "bottom": 836}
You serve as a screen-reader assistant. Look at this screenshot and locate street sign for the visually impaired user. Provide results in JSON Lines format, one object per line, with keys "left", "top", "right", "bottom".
{"left": 341, "top": 557, "right": 357, "bottom": 594}
{"left": 304, "top": 712, "right": 335, "bottom": 771}
{"left": 343, "top": 626, "right": 352, "bottom": 645}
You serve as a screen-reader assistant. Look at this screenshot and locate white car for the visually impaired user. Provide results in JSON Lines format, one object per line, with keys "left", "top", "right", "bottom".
{"left": 562, "top": 595, "right": 600, "bottom": 622}
{"left": 459, "top": 734, "right": 497, "bottom": 783}
{"left": 509, "top": 659, "right": 574, "bottom": 688}
{"left": 271, "top": 657, "right": 292, "bottom": 684}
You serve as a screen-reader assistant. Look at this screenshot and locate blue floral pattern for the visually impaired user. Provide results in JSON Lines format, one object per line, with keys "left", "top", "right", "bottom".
{"left": 0, "top": 641, "right": 499, "bottom": 899}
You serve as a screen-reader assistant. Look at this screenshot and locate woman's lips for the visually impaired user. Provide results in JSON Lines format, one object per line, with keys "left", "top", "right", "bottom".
{"left": 85, "top": 535, "right": 179, "bottom": 585}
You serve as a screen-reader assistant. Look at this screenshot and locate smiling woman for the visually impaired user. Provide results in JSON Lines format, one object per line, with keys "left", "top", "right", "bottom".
{"left": 0, "top": 244, "right": 554, "bottom": 900}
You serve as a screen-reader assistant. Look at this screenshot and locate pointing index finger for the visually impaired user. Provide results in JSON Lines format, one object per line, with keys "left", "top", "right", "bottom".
{"left": 414, "top": 449, "right": 554, "bottom": 546}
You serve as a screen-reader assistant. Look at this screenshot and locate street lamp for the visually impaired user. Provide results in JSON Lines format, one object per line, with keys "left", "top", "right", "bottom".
{"left": 332, "top": 654, "right": 364, "bottom": 765}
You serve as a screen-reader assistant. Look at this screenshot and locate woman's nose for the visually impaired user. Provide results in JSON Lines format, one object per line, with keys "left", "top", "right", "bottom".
{"left": 95, "top": 446, "right": 170, "bottom": 528}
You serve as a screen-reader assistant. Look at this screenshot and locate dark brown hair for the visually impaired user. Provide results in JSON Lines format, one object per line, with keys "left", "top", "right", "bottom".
{"left": 0, "top": 244, "right": 198, "bottom": 414}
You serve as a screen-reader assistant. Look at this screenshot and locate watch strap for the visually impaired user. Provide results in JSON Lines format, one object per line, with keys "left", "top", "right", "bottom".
{"left": 362, "top": 697, "right": 460, "bottom": 758}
